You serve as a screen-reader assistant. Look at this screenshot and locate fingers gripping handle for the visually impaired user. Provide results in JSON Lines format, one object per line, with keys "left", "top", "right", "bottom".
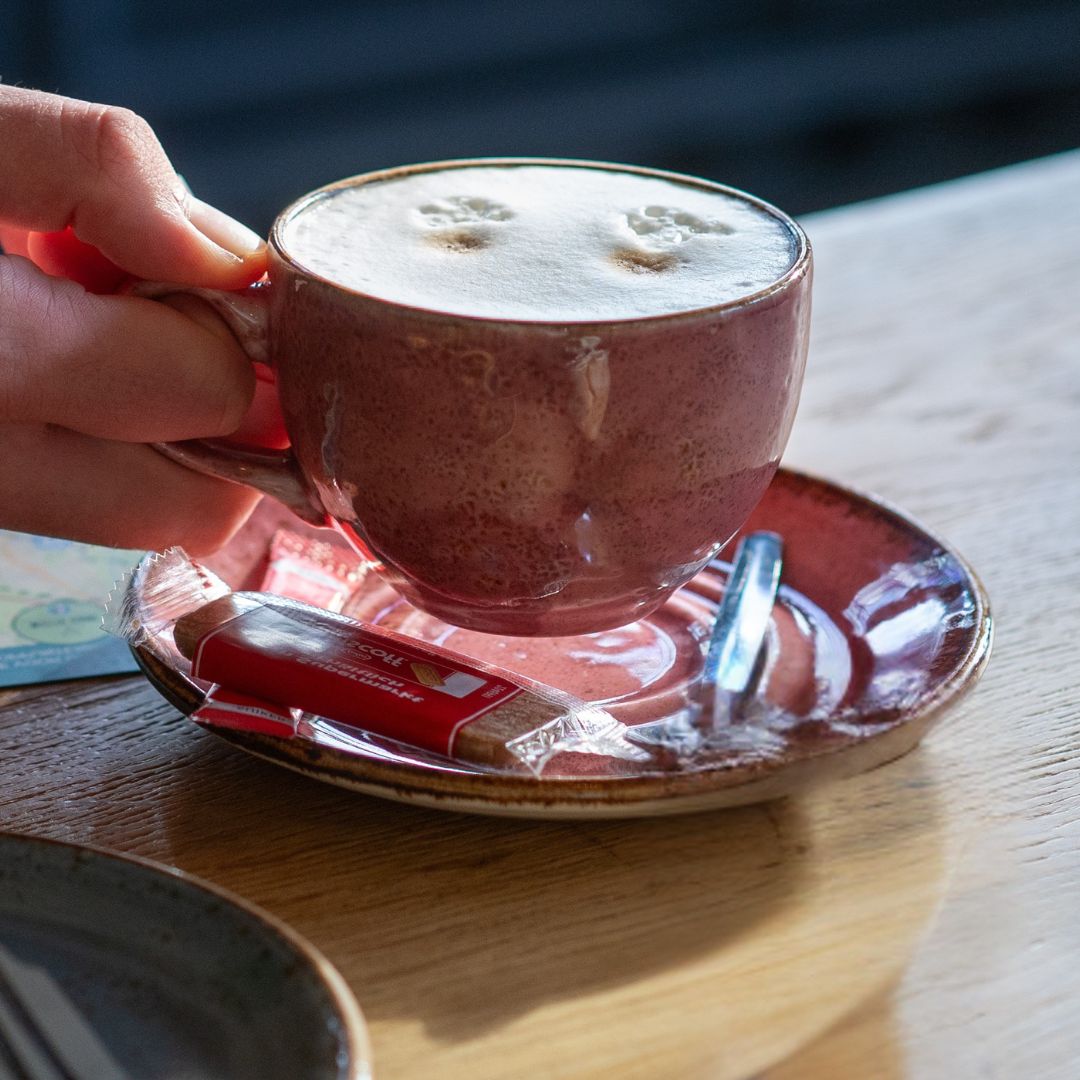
{"left": 130, "top": 280, "right": 326, "bottom": 525}
{"left": 132, "top": 279, "right": 273, "bottom": 363}
{"left": 153, "top": 438, "right": 323, "bottom": 524}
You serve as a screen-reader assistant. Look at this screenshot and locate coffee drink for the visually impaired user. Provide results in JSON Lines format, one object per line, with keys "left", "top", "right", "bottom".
{"left": 282, "top": 164, "right": 797, "bottom": 321}
{"left": 261, "top": 161, "right": 810, "bottom": 635}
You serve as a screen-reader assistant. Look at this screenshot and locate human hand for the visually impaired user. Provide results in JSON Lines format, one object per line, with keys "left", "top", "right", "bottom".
{"left": 0, "top": 85, "right": 273, "bottom": 553}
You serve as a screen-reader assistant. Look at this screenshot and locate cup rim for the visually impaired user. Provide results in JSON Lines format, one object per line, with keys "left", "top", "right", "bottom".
{"left": 270, "top": 157, "right": 811, "bottom": 328}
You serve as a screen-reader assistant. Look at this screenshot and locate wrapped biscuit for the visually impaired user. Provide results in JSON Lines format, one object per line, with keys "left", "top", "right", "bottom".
{"left": 108, "top": 549, "right": 652, "bottom": 776}
{"left": 258, "top": 529, "right": 374, "bottom": 612}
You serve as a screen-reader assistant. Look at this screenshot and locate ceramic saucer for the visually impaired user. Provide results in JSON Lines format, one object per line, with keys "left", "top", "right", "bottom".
{"left": 0, "top": 832, "right": 371, "bottom": 1078}
{"left": 130, "top": 468, "right": 991, "bottom": 819}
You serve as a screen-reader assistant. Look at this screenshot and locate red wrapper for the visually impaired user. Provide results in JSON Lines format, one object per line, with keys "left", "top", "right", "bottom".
{"left": 187, "top": 596, "right": 525, "bottom": 758}
{"left": 258, "top": 529, "right": 371, "bottom": 612}
{"left": 107, "top": 549, "right": 652, "bottom": 776}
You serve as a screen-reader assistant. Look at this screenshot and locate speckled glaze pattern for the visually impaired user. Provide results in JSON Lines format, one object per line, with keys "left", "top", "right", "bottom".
{"left": 0, "top": 833, "right": 371, "bottom": 1078}
{"left": 268, "top": 160, "right": 812, "bottom": 635}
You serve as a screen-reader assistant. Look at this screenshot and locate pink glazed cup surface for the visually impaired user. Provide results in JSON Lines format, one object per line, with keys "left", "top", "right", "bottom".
{"left": 263, "top": 159, "right": 812, "bottom": 636}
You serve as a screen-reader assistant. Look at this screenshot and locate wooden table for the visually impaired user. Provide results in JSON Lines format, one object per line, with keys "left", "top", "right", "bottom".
{"left": 2, "top": 151, "right": 1078, "bottom": 1078}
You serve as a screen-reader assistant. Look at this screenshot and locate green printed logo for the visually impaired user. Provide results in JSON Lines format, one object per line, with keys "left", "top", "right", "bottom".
{"left": 11, "top": 599, "right": 103, "bottom": 646}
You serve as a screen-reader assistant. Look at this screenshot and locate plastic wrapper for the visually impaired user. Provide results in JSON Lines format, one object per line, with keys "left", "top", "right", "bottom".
{"left": 259, "top": 530, "right": 373, "bottom": 612}
{"left": 105, "top": 548, "right": 653, "bottom": 777}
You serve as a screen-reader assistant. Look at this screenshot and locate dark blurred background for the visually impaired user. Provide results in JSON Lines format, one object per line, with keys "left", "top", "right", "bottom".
{"left": 2, "top": 0, "right": 1078, "bottom": 233}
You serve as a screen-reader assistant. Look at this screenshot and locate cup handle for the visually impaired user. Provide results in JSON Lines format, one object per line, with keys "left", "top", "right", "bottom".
{"left": 128, "top": 280, "right": 327, "bottom": 525}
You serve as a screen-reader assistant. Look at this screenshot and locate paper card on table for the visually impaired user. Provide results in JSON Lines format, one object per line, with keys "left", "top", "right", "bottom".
{"left": 0, "top": 530, "right": 143, "bottom": 687}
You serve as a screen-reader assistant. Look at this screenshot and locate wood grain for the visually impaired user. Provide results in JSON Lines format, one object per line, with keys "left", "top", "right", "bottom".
{"left": 0, "top": 679, "right": 948, "bottom": 1079}
{"left": 770, "top": 149, "right": 1080, "bottom": 1078}
{"left": 2, "top": 150, "right": 1078, "bottom": 1077}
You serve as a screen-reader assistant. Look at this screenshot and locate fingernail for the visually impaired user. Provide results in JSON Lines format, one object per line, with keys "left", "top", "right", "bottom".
{"left": 187, "top": 198, "right": 265, "bottom": 259}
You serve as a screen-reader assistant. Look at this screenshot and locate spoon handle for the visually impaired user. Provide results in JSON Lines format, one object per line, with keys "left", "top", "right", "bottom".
{"left": 625, "top": 530, "right": 784, "bottom": 754}
{"left": 702, "top": 530, "right": 783, "bottom": 696}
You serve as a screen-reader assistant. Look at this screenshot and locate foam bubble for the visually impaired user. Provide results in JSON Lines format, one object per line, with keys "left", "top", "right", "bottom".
{"left": 416, "top": 195, "right": 513, "bottom": 227}
{"left": 625, "top": 206, "right": 734, "bottom": 245}
{"left": 284, "top": 165, "right": 797, "bottom": 321}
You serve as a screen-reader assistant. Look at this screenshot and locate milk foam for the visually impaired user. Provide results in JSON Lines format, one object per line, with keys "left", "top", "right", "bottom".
{"left": 282, "top": 164, "right": 798, "bottom": 321}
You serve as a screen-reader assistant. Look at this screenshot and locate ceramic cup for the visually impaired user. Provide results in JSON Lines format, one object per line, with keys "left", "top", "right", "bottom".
{"left": 152, "top": 159, "right": 812, "bottom": 636}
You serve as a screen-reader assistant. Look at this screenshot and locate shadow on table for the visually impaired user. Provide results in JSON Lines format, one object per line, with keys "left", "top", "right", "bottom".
{"left": 0, "top": 674, "right": 948, "bottom": 1074}
{"left": 762, "top": 987, "right": 908, "bottom": 1079}
{"left": 156, "top": 734, "right": 813, "bottom": 1039}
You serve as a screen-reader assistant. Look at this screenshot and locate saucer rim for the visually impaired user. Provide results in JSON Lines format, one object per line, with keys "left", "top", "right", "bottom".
{"left": 130, "top": 466, "right": 992, "bottom": 819}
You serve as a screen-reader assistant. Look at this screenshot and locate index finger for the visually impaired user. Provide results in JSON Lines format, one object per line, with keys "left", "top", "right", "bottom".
{"left": 0, "top": 86, "right": 266, "bottom": 289}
